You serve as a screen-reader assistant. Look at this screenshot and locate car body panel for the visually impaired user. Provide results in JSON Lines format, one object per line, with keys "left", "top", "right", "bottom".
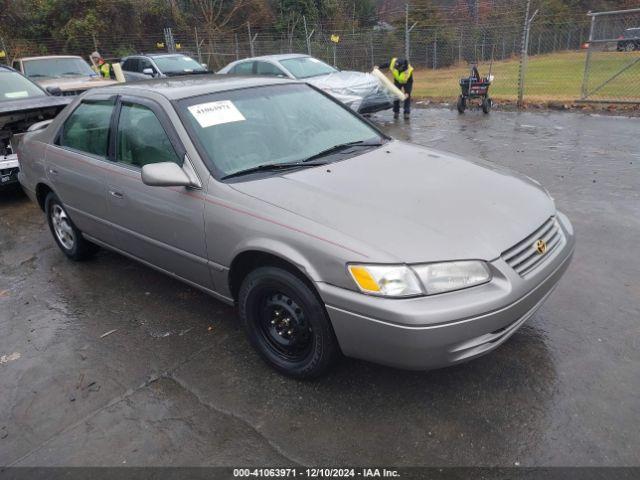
{"left": 16, "top": 77, "right": 575, "bottom": 370}
{"left": 121, "top": 54, "right": 208, "bottom": 82}
{"left": 14, "top": 56, "right": 117, "bottom": 94}
{"left": 228, "top": 140, "right": 554, "bottom": 263}
{"left": 0, "top": 66, "right": 72, "bottom": 188}
{"left": 218, "top": 54, "right": 393, "bottom": 113}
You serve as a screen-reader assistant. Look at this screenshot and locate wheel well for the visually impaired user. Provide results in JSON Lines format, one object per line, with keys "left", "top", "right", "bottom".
{"left": 35, "top": 183, "right": 53, "bottom": 211}
{"left": 228, "top": 251, "right": 318, "bottom": 302}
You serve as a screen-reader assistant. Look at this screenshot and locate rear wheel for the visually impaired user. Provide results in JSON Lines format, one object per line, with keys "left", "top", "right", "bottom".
{"left": 457, "top": 95, "right": 466, "bottom": 114}
{"left": 238, "top": 267, "right": 340, "bottom": 379}
{"left": 624, "top": 42, "right": 637, "bottom": 52}
{"left": 482, "top": 96, "right": 492, "bottom": 114}
{"left": 45, "top": 193, "right": 99, "bottom": 261}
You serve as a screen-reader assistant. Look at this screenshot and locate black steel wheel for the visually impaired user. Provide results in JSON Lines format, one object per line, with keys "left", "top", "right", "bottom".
{"left": 239, "top": 266, "right": 340, "bottom": 378}
{"left": 457, "top": 95, "right": 466, "bottom": 114}
{"left": 45, "top": 192, "right": 99, "bottom": 261}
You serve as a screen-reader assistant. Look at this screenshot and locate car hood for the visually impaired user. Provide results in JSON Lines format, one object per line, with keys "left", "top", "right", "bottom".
{"left": 0, "top": 96, "right": 71, "bottom": 129}
{"left": 229, "top": 141, "right": 555, "bottom": 262}
{"left": 35, "top": 76, "right": 118, "bottom": 91}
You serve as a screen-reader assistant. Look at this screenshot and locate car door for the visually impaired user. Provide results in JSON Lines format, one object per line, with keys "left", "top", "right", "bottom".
{"left": 103, "top": 95, "right": 211, "bottom": 289}
{"left": 46, "top": 95, "right": 116, "bottom": 243}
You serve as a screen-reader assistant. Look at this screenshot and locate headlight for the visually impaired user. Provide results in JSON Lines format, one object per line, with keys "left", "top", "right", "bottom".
{"left": 348, "top": 264, "right": 422, "bottom": 297}
{"left": 348, "top": 261, "right": 491, "bottom": 298}
{"left": 412, "top": 261, "right": 491, "bottom": 295}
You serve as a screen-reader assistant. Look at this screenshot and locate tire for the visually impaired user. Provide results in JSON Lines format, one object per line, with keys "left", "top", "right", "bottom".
{"left": 482, "top": 97, "right": 492, "bottom": 114}
{"left": 457, "top": 95, "right": 466, "bottom": 114}
{"left": 238, "top": 266, "right": 341, "bottom": 379}
{"left": 45, "top": 192, "right": 99, "bottom": 261}
{"left": 624, "top": 42, "right": 636, "bottom": 52}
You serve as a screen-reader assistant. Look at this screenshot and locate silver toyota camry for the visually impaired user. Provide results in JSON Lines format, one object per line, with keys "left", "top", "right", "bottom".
{"left": 16, "top": 76, "right": 575, "bottom": 378}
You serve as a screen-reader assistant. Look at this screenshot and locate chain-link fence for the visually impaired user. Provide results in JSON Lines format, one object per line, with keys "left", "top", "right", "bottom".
{"left": 580, "top": 7, "right": 640, "bottom": 104}
{"left": 1, "top": 7, "right": 638, "bottom": 106}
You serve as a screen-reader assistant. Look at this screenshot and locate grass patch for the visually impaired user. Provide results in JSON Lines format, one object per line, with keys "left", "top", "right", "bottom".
{"left": 406, "top": 51, "right": 640, "bottom": 103}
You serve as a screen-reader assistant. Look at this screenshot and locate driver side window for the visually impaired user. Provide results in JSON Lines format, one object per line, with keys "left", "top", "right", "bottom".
{"left": 116, "top": 103, "right": 180, "bottom": 168}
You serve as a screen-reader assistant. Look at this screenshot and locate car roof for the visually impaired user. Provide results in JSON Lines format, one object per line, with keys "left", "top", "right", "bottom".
{"left": 95, "top": 74, "right": 298, "bottom": 100}
{"left": 19, "top": 55, "right": 83, "bottom": 61}
{"left": 0, "top": 65, "right": 16, "bottom": 72}
{"left": 240, "top": 54, "right": 310, "bottom": 62}
{"left": 126, "top": 53, "right": 191, "bottom": 58}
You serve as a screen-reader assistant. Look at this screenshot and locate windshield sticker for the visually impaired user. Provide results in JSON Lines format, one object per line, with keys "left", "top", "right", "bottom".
{"left": 5, "top": 91, "right": 29, "bottom": 99}
{"left": 188, "top": 100, "right": 246, "bottom": 128}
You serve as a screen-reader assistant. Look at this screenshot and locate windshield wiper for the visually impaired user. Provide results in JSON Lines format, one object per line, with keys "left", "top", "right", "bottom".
{"left": 222, "top": 161, "right": 327, "bottom": 180}
{"left": 302, "top": 140, "right": 383, "bottom": 163}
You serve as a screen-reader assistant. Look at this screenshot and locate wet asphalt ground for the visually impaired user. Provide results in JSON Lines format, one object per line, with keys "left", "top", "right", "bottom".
{"left": 0, "top": 107, "right": 638, "bottom": 467}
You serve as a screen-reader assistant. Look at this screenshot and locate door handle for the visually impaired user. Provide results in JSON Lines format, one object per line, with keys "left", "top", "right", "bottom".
{"left": 109, "top": 190, "right": 124, "bottom": 199}
{"left": 48, "top": 168, "right": 58, "bottom": 176}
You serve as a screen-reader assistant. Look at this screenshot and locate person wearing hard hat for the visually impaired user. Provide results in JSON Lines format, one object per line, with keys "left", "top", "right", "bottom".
{"left": 90, "top": 51, "right": 111, "bottom": 79}
{"left": 378, "top": 57, "right": 414, "bottom": 119}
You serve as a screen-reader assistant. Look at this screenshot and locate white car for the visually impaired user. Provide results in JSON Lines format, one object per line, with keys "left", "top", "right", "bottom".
{"left": 217, "top": 54, "right": 393, "bottom": 114}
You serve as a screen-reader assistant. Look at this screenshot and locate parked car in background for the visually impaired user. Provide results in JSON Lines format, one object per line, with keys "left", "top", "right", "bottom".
{"left": 0, "top": 66, "right": 71, "bottom": 189}
{"left": 217, "top": 54, "right": 394, "bottom": 114}
{"left": 12, "top": 55, "right": 117, "bottom": 95}
{"left": 17, "top": 76, "right": 574, "bottom": 378}
{"left": 617, "top": 28, "right": 640, "bottom": 51}
{"left": 121, "top": 53, "right": 209, "bottom": 82}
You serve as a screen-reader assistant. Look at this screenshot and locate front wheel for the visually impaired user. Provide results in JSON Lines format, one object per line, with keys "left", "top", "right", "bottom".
{"left": 457, "top": 95, "right": 466, "bottom": 114}
{"left": 45, "top": 192, "right": 99, "bottom": 261}
{"left": 482, "top": 96, "right": 492, "bottom": 114}
{"left": 624, "top": 42, "right": 637, "bottom": 52}
{"left": 238, "top": 267, "right": 341, "bottom": 379}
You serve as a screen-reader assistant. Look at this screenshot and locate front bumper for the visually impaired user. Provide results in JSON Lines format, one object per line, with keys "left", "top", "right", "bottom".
{"left": 318, "top": 212, "right": 575, "bottom": 370}
{"left": 0, "top": 154, "right": 20, "bottom": 188}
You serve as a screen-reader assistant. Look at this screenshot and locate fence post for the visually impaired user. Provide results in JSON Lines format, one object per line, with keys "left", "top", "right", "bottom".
{"left": 370, "top": 35, "right": 374, "bottom": 67}
{"left": 580, "top": 14, "right": 596, "bottom": 99}
{"left": 194, "top": 27, "right": 202, "bottom": 63}
{"left": 248, "top": 22, "right": 255, "bottom": 57}
{"left": 405, "top": 3, "right": 410, "bottom": 60}
{"left": 517, "top": 0, "right": 532, "bottom": 107}
{"left": 433, "top": 33, "right": 437, "bottom": 70}
{"left": 458, "top": 29, "right": 463, "bottom": 63}
{"left": 502, "top": 37, "right": 505, "bottom": 59}
{"left": 235, "top": 33, "right": 239, "bottom": 60}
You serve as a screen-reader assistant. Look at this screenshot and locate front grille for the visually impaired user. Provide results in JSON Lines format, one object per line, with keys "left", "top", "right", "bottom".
{"left": 502, "top": 216, "right": 565, "bottom": 277}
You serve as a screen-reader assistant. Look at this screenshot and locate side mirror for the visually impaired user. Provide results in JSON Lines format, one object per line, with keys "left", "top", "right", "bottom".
{"left": 142, "top": 68, "right": 154, "bottom": 76}
{"left": 46, "top": 86, "right": 62, "bottom": 96}
{"left": 141, "top": 162, "right": 192, "bottom": 187}
{"left": 201, "top": 63, "right": 208, "bottom": 69}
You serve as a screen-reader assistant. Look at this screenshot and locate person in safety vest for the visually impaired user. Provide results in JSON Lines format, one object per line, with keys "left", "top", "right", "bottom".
{"left": 378, "top": 57, "right": 414, "bottom": 119}
{"left": 90, "top": 51, "right": 111, "bottom": 79}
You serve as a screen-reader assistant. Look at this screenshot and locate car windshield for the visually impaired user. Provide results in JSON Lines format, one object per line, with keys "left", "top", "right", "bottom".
{"left": 0, "top": 71, "right": 46, "bottom": 101}
{"left": 279, "top": 57, "right": 337, "bottom": 79}
{"left": 153, "top": 55, "right": 206, "bottom": 74}
{"left": 179, "top": 84, "right": 383, "bottom": 178}
{"left": 23, "top": 58, "right": 96, "bottom": 79}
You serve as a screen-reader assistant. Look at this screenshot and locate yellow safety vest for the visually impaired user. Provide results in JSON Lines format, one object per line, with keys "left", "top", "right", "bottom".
{"left": 99, "top": 62, "right": 110, "bottom": 79}
{"left": 390, "top": 57, "right": 414, "bottom": 84}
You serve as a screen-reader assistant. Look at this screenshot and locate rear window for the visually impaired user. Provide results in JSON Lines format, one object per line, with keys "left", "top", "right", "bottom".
{"left": 0, "top": 71, "right": 45, "bottom": 101}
